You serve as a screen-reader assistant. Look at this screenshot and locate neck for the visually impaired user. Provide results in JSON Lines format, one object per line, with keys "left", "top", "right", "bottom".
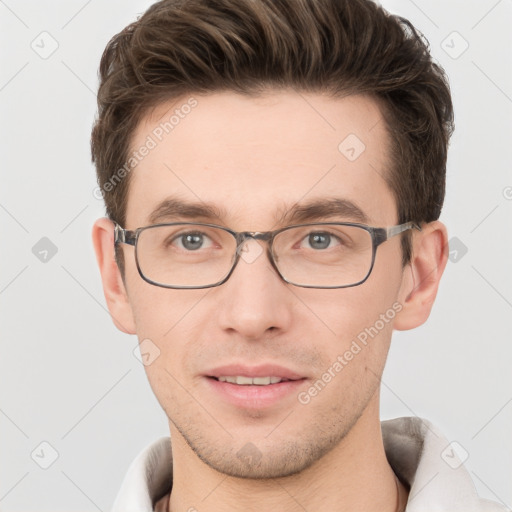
{"left": 168, "top": 396, "right": 408, "bottom": 512}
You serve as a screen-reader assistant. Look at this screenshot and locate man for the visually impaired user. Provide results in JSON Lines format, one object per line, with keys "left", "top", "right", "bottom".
{"left": 91, "top": 0, "right": 507, "bottom": 510}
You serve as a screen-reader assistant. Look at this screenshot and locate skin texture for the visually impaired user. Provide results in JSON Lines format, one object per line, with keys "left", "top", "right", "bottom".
{"left": 93, "top": 90, "right": 448, "bottom": 511}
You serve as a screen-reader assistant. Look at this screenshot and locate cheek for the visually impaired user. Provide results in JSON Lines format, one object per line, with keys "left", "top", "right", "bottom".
{"left": 126, "top": 270, "right": 205, "bottom": 336}
{"left": 301, "top": 280, "right": 400, "bottom": 346}
{"left": 130, "top": 286, "right": 208, "bottom": 406}
{"left": 295, "top": 285, "right": 399, "bottom": 417}
{"left": 127, "top": 280, "right": 210, "bottom": 385}
{"left": 303, "top": 251, "right": 403, "bottom": 369}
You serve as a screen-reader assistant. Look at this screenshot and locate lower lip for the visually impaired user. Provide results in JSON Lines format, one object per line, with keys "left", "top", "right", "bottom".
{"left": 205, "top": 377, "right": 306, "bottom": 409}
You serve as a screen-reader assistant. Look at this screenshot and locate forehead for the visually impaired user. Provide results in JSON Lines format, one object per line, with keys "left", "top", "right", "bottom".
{"left": 125, "top": 90, "right": 396, "bottom": 228}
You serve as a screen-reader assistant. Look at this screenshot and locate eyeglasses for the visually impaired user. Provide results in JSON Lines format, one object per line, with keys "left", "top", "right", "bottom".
{"left": 114, "top": 221, "right": 420, "bottom": 289}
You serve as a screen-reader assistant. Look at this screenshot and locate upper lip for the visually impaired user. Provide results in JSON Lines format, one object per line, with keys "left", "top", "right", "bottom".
{"left": 206, "top": 364, "right": 305, "bottom": 380}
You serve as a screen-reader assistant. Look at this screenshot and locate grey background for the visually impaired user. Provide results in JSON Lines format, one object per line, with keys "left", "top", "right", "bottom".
{"left": 1, "top": 0, "right": 511, "bottom": 510}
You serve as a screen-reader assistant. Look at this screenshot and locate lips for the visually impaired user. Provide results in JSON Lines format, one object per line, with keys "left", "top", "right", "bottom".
{"left": 204, "top": 364, "right": 307, "bottom": 408}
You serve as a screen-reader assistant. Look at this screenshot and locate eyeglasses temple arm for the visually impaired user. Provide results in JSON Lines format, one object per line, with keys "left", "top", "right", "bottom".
{"left": 114, "top": 223, "right": 137, "bottom": 246}
{"left": 385, "top": 221, "right": 421, "bottom": 239}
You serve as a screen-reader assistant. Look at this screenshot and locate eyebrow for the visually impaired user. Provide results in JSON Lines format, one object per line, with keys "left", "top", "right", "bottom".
{"left": 147, "top": 196, "right": 370, "bottom": 226}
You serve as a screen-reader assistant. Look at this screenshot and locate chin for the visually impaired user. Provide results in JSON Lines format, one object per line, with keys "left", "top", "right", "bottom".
{"left": 182, "top": 427, "right": 350, "bottom": 480}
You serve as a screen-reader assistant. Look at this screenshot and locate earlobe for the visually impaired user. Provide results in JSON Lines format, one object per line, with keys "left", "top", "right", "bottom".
{"left": 394, "top": 221, "right": 449, "bottom": 331}
{"left": 92, "top": 217, "right": 137, "bottom": 335}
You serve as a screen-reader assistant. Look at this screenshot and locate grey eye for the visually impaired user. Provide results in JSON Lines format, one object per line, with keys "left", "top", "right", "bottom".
{"left": 308, "top": 233, "right": 332, "bottom": 250}
{"left": 172, "top": 232, "right": 213, "bottom": 251}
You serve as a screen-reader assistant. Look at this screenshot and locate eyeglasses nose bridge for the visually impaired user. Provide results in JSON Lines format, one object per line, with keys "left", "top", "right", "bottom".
{"left": 233, "top": 231, "right": 278, "bottom": 269}
{"left": 236, "top": 230, "right": 273, "bottom": 248}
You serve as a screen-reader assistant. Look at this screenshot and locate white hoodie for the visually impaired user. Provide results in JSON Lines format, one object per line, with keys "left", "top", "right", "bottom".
{"left": 111, "top": 417, "right": 509, "bottom": 512}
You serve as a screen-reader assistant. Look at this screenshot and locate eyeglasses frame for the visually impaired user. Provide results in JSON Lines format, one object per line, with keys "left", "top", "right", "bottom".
{"left": 114, "top": 221, "right": 421, "bottom": 290}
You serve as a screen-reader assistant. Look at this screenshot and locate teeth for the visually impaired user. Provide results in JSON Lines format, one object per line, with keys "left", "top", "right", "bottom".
{"left": 217, "top": 376, "right": 285, "bottom": 385}
{"left": 236, "top": 376, "right": 253, "bottom": 385}
{"left": 253, "top": 377, "right": 271, "bottom": 385}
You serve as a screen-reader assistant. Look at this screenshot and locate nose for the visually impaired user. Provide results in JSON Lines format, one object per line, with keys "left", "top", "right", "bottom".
{"left": 216, "top": 238, "right": 293, "bottom": 340}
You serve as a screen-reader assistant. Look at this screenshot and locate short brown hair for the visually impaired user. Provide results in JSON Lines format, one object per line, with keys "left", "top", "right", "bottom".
{"left": 91, "top": 0, "right": 454, "bottom": 265}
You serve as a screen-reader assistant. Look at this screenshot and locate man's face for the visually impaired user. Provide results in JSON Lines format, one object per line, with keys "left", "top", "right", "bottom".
{"left": 121, "top": 90, "right": 408, "bottom": 478}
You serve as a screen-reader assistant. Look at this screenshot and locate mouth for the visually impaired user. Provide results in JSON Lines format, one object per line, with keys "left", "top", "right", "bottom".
{"left": 212, "top": 376, "right": 296, "bottom": 385}
{"left": 204, "top": 365, "right": 307, "bottom": 408}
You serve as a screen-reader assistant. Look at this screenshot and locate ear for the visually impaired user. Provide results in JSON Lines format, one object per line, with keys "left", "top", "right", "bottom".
{"left": 92, "top": 217, "right": 136, "bottom": 334}
{"left": 394, "top": 221, "right": 449, "bottom": 331}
